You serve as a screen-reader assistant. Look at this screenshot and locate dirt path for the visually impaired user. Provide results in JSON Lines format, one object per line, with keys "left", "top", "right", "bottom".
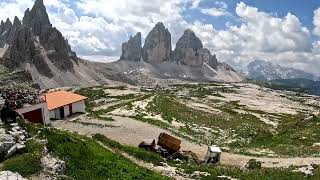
{"left": 51, "top": 115, "right": 320, "bottom": 168}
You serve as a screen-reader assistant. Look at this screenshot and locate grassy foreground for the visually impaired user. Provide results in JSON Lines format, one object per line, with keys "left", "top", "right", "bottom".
{"left": 93, "top": 134, "right": 320, "bottom": 180}
{"left": 0, "top": 123, "right": 168, "bottom": 179}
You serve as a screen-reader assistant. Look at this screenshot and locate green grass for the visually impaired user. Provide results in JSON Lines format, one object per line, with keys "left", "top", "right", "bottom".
{"left": 0, "top": 134, "right": 44, "bottom": 177}
{"left": 75, "top": 86, "right": 110, "bottom": 101}
{"left": 40, "top": 128, "right": 168, "bottom": 180}
{"left": 145, "top": 94, "right": 320, "bottom": 156}
{"left": 1, "top": 153, "right": 42, "bottom": 177}
{"left": 177, "top": 163, "right": 318, "bottom": 180}
{"left": 93, "top": 134, "right": 164, "bottom": 165}
{"left": 105, "top": 86, "right": 127, "bottom": 90}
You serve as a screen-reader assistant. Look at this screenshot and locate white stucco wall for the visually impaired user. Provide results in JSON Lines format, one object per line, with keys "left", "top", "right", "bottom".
{"left": 16, "top": 102, "right": 50, "bottom": 125}
{"left": 64, "top": 105, "right": 70, "bottom": 117}
{"left": 72, "top": 100, "right": 85, "bottom": 113}
{"left": 49, "top": 100, "right": 85, "bottom": 120}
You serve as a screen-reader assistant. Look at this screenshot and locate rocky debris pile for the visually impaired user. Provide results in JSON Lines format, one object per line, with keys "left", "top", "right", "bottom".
{"left": 292, "top": 164, "right": 316, "bottom": 176}
{"left": 142, "top": 22, "right": 172, "bottom": 63}
{"left": 0, "top": 123, "right": 27, "bottom": 159}
{"left": 41, "top": 154, "right": 66, "bottom": 175}
{"left": 0, "top": 88, "right": 42, "bottom": 109}
{"left": 0, "top": 171, "right": 27, "bottom": 180}
{"left": 241, "top": 159, "right": 262, "bottom": 171}
{"left": 154, "top": 162, "right": 188, "bottom": 178}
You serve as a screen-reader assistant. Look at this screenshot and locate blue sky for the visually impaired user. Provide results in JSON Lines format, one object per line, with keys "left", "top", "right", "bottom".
{"left": 0, "top": 0, "right": 320, "bottom": 75}
{"left": 186, "top": 0, "right": 320, "bottom": 30}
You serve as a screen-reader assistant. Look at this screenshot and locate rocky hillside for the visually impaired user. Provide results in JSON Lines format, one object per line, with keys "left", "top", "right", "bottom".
{"left": 107, "top": 23, "right": 243, "bottom": 84}
{"left": 0, "top": 0, "right": 108, "bottom": 89}
{"left": 246, "top": 60, "right": 317, "bottom": 81}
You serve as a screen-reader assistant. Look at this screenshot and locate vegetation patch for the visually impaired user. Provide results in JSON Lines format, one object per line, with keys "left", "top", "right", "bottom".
{"left": 93, "top": 134, "right": 164, "bottom": 165}
{"left": 39, "top": 128, "right": 168, "bottom": 179}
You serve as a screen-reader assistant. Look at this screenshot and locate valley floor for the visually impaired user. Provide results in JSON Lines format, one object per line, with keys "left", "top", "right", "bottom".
{"left": 51, "top": 114, "right": 320, "bottom": 168}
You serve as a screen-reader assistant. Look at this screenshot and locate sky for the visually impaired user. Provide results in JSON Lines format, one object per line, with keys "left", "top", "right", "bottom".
{"left": 0, "top": 0, "right": 320, "bottom": 75}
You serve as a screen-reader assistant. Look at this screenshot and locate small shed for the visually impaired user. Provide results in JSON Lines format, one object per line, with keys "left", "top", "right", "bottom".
{"left": 16, "top": 102, "right": 50, "bottom": 125}
{"left": 204, "top": 146, "right": 222, "bottom": 164}
{"left": 43, "top": 90, "right": 87, "bottom": 119}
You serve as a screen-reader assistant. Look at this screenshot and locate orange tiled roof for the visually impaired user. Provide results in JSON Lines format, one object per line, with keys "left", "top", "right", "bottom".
{"left": 43, "top": 90, "right": 87, "bottom": 110}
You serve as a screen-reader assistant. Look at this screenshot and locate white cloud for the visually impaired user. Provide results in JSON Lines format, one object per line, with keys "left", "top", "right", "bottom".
{"left": 199, "top": 1, "right": 229, "bottom": 17}
{"left": 201, "top": 7, "right": 229, "bottom": 17}
{"left": 190, "top": 0, "right": 201, "bottom": 9}
{"left": 190, "top": 2, "right": 318, "bottom": 75}
{"left": 313, "top": 7, "right": 320, "bottom": 37}
{"left": 0, "top": 0, "right": 33, "bottom": 22}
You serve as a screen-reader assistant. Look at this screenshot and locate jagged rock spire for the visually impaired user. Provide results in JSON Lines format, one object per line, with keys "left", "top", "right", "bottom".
{"left": 23, "top": 0, "right": 52, "bottom": 36}
{"left": 142, "top": 22, "right": 172, "bottom": 63}
{"left": 120, "top": 32, "right": 142, "bottom": 61}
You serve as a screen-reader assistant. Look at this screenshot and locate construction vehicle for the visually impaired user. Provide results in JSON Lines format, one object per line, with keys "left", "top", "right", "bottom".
{"left": 139, "top": 133, "right": 222, "bottom": 165}
{"left": 157, "top": 133, "right": 181, "bottom": 153}
{"left": 139, "top": 139, "right": 156, "bottom": 151}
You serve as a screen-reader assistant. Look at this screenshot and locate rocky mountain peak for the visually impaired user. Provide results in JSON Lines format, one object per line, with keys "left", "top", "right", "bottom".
{"left": 0, "top": 18, "right": 13, "bottom": 47}
{"left": 13, "top": 16, "right": 20, "bottom": 25}
{"left": 4, "top": 18, "right": 12, "bottom": 26}
{"left": 120, "top": 32, "right": 142, "bottom": 61}
{"left": 172, "top": 29, "right": 212, "bottom": 66}
{"left": 142, "top": 22, "right": 171, "bottom": 63}
{"left": 176, "top": 29, "right": 203, "bottom": 51}
{"left": 1, "top": 0, "right": 77, "bottom": 76}
{"left": 23, "top": 0, "right": 52, "bottom": 36}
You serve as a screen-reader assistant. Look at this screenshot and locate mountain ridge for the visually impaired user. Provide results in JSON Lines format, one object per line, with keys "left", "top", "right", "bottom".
{"left": 245, "top": 60, "right": 317, "bottom": 81}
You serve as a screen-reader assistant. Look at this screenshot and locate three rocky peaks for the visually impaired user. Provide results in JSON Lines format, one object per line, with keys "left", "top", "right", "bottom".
{"left": 120, "top": 22, "right": 219, "bottom": 69}
{"left": 0, "top": 0, "right": 77, "bottom": 77}
{"left": 0, "top": 0, "right": 242, "bottom": 89}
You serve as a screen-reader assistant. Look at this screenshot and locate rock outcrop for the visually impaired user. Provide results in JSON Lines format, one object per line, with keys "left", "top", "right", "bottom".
{"left": 2, "top": 27, "right": 54, "bottom": 77}
{"left": 120, "top": 32, "right": 142, "bottom": 61}
{"left": 142, "top": 22, "right": 172, "bottom": 63}
{"left": 0, "top": 123, "right": 27, "bottom": 159}
{"left": 41, "top": 154, "right": 66, "bottom": 175}
{"left": 172, "top": 29, "right": 218, "bottom": 67}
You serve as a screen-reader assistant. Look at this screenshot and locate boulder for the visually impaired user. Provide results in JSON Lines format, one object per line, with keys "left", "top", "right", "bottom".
{"left": 0, "top": 171, "right": 27, "bottom": 180}
{"left": 293, "top": 164, "right": 315, "bottom": 176}
{"left": 41, "top": 154, "right": 66, "bottom": 175}
{"left": 241, "top": 159, "right": 262, "bottom": 171}
{"left": 6, "top": 144, "right": 17, "bottom": 158}
{"left": 142, "top": 22, "right": 172, "bottom": 63}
